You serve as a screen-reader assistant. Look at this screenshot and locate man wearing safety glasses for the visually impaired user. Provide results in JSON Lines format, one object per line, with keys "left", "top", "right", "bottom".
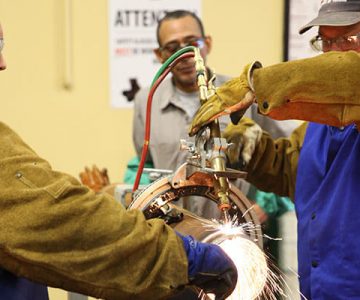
{"left": 190, "top": 0, "right": 360, "bottom": 299}
{"left": 131, "top": 10, "right": 296, "bottom": 224}
{"left": 131, "top": 10, "right": 230, "bottom": 219}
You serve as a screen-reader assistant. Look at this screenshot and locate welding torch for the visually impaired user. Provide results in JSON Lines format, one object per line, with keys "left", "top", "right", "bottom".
{"left": 194, "top": 48, "right": 232, "bottom": 224}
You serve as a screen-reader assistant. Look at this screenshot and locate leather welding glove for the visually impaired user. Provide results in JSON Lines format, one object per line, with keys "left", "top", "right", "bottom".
{"left": 249, "top": 51, "right": 360, "bottom": 129}
{"left": 79, "top": 165, "right": 110, "bottom": 193}
{"left": 179, "top": 234, "right": 237, "bottom": 300}
{"left": 222, "top": 117, "right": 262, "bottom": 167}
{"left": 189, "top": 61, "right": 262, "bottom": 136}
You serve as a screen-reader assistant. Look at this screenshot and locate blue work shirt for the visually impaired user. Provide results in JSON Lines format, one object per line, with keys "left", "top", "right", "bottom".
{"left": 0, "top": 268, "right": 48, "bottom": 300}
{"left": 295, "top": 123, "right": 360, "bottom": 299}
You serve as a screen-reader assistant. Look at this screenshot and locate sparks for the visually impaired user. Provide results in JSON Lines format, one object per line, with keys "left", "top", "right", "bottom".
{"left": 202, "top": 220, "right": 291, "bottom": 300}
{"left": 220, "top": 235, "right": 267, "bottom": 300}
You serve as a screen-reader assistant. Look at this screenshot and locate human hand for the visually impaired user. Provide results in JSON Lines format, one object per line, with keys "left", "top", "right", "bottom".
{"left": 222, "top": 117, "right": 262, "bottom": 167}
{"left": 79, "top": 165, "right": 110, "bottom": 193}
{"left": 189, "top": 62, "right": 261, "bottom": 136}
{"left": 179, "top": 234, "right": 237, "bottom": 300}
{"left": 252, "top": 203, "right": 269, "bottom": 224}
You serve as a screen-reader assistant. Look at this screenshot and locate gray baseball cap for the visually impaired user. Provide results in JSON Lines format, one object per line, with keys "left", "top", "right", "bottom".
{"left": 299, "top": 0, "right": 360, "bottom": 34}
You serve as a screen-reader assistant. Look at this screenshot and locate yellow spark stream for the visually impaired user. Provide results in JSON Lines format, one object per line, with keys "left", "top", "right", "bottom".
{"left": 207, "top": 223, "right": 267, "bottom": 300}
{"left": 219, "top": 236, "right": 268, "bottom": 299}
{"left": 203, "top": 221, "right": 282, "bottom": 300}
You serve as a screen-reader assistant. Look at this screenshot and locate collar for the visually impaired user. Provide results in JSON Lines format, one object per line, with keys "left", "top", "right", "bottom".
{"left": 158, "top": 77, "right": 177, "bottom": 110}
{"left": 158, "top": 68, "right": 214, "bottom": 111}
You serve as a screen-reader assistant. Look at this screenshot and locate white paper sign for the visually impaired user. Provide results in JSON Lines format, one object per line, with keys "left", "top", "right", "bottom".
{"left": 109, "top": 0, "right": 201, "bottom": 108}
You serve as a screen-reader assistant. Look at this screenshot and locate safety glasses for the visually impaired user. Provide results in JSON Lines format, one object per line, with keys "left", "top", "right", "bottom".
{"left": 310, "top": 33, "right": 360, "bottom": 52}
{"left": 159, "top": 37, "right": 205, "bottom": 57}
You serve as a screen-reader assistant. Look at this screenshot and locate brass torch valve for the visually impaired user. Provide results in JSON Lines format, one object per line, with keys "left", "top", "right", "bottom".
{"left": 209, "top": 122, "right": 232, "bottom": 223}
{"left": 194, "top": 48, "right": 208, "bottom": 104}
{"left": 194, "top": 47, "right": 231, "bottom": 223}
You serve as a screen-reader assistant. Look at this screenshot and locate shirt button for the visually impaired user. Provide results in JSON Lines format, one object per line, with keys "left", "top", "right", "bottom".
{"left": 311, "top": 213, "right": 316, "bottom": 220}
{"left": 312, "top": 261, "right": 319, "bottom": 268}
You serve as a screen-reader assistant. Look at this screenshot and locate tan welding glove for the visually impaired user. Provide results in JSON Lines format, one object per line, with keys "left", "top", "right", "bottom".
{"left": 222, "top": 117, "right": 262, "bottom": 166}
{"left": 189, "top": 62, "right": 262, "bottom": 136}
{"left": 254, "top": 51, "right": 360, "bottom": 128}
{"left": 79, "top": 165, "right": 110, "bottom": 193}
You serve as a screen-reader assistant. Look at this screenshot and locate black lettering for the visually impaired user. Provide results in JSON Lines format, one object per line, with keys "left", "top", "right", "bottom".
{"left": 124, "top": 10, "right": 131, "bottom": 26}
{"left": 143, "top": 10, "right": 150, "bottom": 27}
{"left": 133, "top": 10, "right": 140, "bottom": 26}
{"left": 114, "top": 11, "right": 123, "bottom": 26}
{"left": 114, "top": 10, "right": 169, "bottom": 27}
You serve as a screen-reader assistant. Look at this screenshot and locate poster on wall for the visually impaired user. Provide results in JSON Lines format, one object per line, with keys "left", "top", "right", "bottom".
{"left": 285, "top": 0, "right": 321, "bottom": 61}
{"left": 109, "top": 0, "right": 201, "bottom": 108}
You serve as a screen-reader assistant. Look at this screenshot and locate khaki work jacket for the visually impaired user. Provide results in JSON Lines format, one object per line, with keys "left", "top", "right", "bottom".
{"left": 0, "top": 122, "right": 187, "bottom": 300}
